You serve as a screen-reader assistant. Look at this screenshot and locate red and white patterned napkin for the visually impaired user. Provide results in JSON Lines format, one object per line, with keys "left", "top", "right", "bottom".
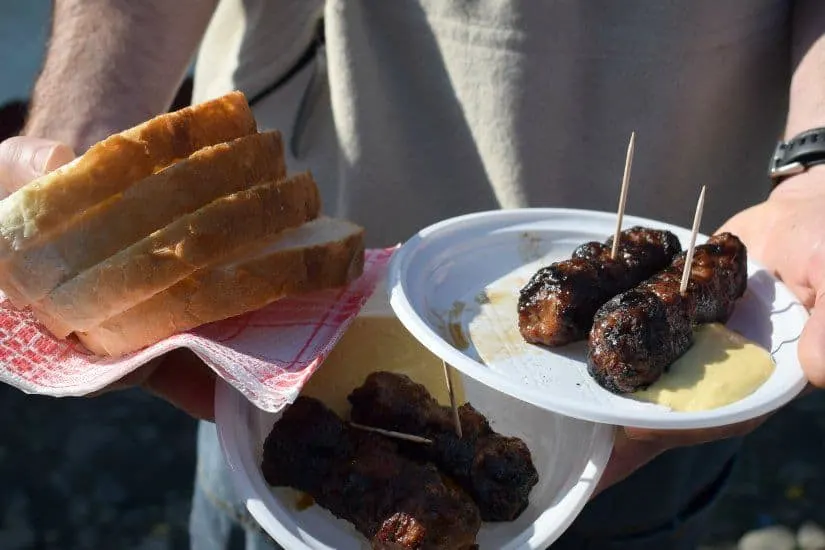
{"left": 0, "top": 247, "right": 396, "bottom": 413}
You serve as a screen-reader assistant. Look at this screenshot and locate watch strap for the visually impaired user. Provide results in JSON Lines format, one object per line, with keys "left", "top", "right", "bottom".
{"left": 769, "top": 127, "right": 825, "bottom": 183}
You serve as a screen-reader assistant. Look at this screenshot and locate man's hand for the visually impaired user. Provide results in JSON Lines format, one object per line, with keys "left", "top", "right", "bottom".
{"left": 0, "top": 136, "right": 218, "bottom": 420}
{"left": 594, "top": 169, "right": 825, "bottom": 498}
{"left": 724, "top": 170, "right": 825, "bottom": 384}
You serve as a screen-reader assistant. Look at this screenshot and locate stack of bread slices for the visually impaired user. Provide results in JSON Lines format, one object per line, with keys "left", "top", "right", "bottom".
{"left": 0, "top": 91, "right": 365, "bottom": 356}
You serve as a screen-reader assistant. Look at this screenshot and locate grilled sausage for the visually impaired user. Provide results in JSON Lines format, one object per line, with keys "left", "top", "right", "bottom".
{"left": 587, "top": 233, "right": 747, "bottom": 393}
{"left": 518, "top": 226, "right": 682, "bottom": 346}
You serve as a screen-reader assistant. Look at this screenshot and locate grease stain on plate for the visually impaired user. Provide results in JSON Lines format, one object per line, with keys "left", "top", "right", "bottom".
{"left": 428, "top": 300, "right": 471, "bottom": 351}
{"left": 295, "top": 492, "right": 315, "bottom": 511}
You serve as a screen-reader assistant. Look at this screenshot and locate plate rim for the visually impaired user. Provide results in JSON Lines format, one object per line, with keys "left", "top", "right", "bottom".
{"left": 214, "top": 379, "right": 617, "bottom": 550}
{"left": 387, "top": 207, "right": 809, "bottom": 430}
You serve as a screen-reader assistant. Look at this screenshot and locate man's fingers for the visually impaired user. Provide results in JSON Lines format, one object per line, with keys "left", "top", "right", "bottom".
{"left": 622, "top": 413, "right": 771, "bottom": 448}
{"left": 140, "top": 348, "right": 218, "bottom": 421}
{"left": 0, "top": 136, "right": 75, "bottom": 193}
{"left": 86, "top": 350, "right": 217, "bottom": 421}
{"left": 86, "top": 356, "right": 166, "bottom": 397}
{"left": 799, "top": 297, "right": 825, "bottom": 388}
{"left": 592, "top": 429, "right": 665, "bottom": 498}
{"left": 593, "top": 414, "right": 772, "bottom": 498}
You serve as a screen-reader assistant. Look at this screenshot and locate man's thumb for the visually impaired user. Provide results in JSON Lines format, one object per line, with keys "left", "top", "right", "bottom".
{"left": 0, "top": 136, "right": 75, "bottom": 194}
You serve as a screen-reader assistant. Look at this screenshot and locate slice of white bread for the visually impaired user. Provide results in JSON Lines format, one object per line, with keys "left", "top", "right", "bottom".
{"left": 76, "top": 217, "right": 365, "bottom": 356}
{"left": 37, "top": 171, "right": 322, "bottom": 335}
{"left": 0, "top": 91, "right": 256, "bottom": 256}
{"left": 3, "top": 131, "right": 286, "bottom": 306}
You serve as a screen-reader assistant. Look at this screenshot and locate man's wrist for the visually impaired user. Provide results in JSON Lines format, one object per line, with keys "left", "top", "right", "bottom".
{"left": 769, "top": 164, "right": 825, "bottom": 200}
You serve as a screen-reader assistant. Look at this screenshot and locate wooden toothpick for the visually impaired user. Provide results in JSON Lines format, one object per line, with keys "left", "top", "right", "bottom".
{"left": 680, "top": 185, "right": 706, "bottom": 295}
{"left": 611, "top": 131, "right": 636, "bottom": 259}
{"left": 349, "top": 422, "right": 433, "bottom": 445}
{"left": 442, "top": 360, "right": 462, "bottom": 438}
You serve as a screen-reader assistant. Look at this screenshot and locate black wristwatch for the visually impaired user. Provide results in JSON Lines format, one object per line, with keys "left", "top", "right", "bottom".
{"left": 769, "top": 127, "right": 825, "bottom": 185}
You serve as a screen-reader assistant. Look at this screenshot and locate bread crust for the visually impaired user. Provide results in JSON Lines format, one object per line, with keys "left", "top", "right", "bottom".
{"left": 76, "top": 218, "right": 365, "bottom": 356}
{"left": 39, "top": 171, "right": 322, "bottom": 334}
{"left": 0, "top": 91, "right": 256, "bottom": 255}
{"left": 4, "top": 131, "right": 285, "bottom": 305}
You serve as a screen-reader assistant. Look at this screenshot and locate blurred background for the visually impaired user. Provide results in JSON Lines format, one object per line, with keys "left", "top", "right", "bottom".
{"left": 1, "top": 2, "right": 825, "bottom": 549}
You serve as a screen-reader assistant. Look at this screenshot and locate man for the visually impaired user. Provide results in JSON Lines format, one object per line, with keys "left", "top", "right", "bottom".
{"left": 2, "top": 1, "right": 825, "bottom": 549}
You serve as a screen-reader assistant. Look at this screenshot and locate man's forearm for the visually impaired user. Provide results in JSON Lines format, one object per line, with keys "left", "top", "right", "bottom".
{"left": 24, "top": 0, "right": 217, "bottom": 152}
{"left": 786, "top": 0, "right": 825, "bottom": 138}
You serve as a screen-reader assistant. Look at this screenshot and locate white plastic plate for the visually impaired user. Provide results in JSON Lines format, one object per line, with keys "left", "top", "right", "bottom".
{"left": 387, "top": 208, "right": 809, "bottom": 430}
{"left": 215, "top": 373, "right": 614, "bottom": 550}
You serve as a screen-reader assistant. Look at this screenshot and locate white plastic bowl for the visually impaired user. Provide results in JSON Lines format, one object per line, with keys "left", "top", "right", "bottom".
{"left": 216, "top": 377, "right": 614, "bottom": 549}
{"left": 215, "top": 285, "right": 615, "bottom": 549}
{"left": 215, "top": 285, "right": 614, "bottom": 550}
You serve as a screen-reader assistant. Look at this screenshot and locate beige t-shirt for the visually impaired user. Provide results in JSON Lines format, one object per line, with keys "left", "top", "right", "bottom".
{"left": 192, "top": 0, "right": 793, "bottom": 537}
{"left": 194, "top": 0, "right": 790, "bottom": 248}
